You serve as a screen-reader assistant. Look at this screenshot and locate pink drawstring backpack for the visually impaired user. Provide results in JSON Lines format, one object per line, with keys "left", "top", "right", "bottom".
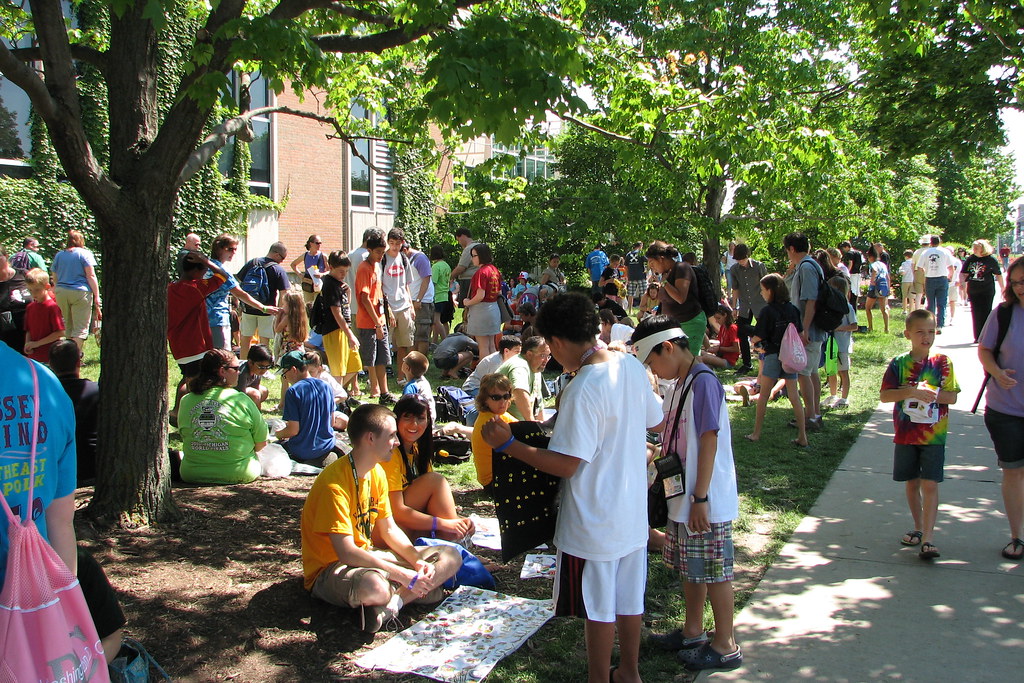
{"left": 780, "top": 322, "right": 808, "bottom": 374}
{"left": 0, "top": 359, "right": 110, "bottom": 682}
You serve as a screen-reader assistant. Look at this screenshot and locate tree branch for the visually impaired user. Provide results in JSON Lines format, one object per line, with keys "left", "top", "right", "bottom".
{"left": 560, "top": 114, "right": 652, "bottom": 146}
{"left": 177, "top": 105, "right": 411, "bottom": 188}
{"left": 313, "top": 24, "right": 437, "bottom": 53}
{"left": 10, "top": 44, "right": 108, "bottom": 72}
{"left": 0, "top": 40, "right": 56, "bottom": 119}
{"left": 721, "top": 212, "right": 864, "bottom": 223}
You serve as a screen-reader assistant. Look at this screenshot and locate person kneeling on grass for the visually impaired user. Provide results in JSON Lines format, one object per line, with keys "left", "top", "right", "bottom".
{"left": 381, "top": 395, "right": 475, "bottom": 543}
{"left": 301, "top": 404, "right": 462, "bottom": 633}
{"left": 632, "top": 315, "right": 743, "bottom": 673}
{"left": 275, "top": 350, "right": 349, "bottom": 468}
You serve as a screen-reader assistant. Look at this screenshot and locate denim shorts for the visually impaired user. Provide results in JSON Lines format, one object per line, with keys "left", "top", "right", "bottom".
{"left": 893, "top": 443, "right": 946, "bottom": 482}
{"left": 761, "top": 353, "right": 796, "bottom": 380}
{"left": 984, "top": 408, "right": 1024, "bottom": 469}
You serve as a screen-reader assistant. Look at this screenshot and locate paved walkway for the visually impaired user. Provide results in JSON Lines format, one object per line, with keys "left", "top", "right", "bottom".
{"left": 714, "top": 307, "right": 1024, "bottom": 682}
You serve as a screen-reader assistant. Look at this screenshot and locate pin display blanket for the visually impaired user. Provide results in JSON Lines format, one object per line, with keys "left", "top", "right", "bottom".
{"left": 491, "top": 421, "right": 559, "bottom": 561}
{"left": 520, "top": 553, "right": 557, "bottom": 580}
{"left": 354, "top": 586, "right": 554, "bottom": 682}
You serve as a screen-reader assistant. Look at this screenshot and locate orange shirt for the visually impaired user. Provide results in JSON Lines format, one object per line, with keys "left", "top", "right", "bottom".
{"left": 355, "top": 259, "right": 383, "bottom": 330}
{"left": 471, "top": 411, "right": 517, "bottom": 487}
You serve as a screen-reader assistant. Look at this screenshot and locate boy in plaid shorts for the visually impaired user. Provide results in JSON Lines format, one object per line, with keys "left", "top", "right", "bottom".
{"left": 632, "top": 315, "right": 743, "bottom": 673}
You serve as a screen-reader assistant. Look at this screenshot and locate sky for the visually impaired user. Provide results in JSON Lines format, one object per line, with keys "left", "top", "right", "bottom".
{"left": 1002, "top": 108, "right": 1024, "bottom": 217}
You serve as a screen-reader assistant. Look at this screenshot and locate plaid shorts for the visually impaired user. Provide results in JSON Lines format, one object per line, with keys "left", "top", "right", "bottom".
{"left": 663, "top": 520, "right": 734, "bottom": 583}
{"left": 627, "top": 279, "right": 647, "bottom": 298}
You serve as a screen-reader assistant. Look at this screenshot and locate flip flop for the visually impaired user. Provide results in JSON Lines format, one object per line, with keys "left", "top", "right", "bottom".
{"left": 1001, "top": 538, "right": 1024, "bottom": 560}
{"left": 919, "top": 542, "right": 940, "bottom": 560}
{"left": 901, "top": 530, "right": 923, "bottom": 546}
{"left": 791, "top": 439, "right": 808, "bottom": 448}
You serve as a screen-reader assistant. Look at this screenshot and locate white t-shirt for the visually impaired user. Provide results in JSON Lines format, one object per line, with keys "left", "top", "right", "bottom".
{"left": 464, "top": 351, "right": 505, "bottom": 393}
{"left": 609, "top": 323, "right": 634, "bottom": 345}
{"left": 920, "top": 247, "right": 953, "bottom": 278}
{"left": 382, "top": 252, "right": 413, "bottom": 312}
{"left": 898, "top": 259, "right": 914, "bottom": 282}
{"left": 950, "top": 255, "right": 963, "bottom": 283}
{"left": 548, "top": 352, "right": 663, "bottom": 561}
{"left": 660, "top": 368, "right": 739, "bottom": 525}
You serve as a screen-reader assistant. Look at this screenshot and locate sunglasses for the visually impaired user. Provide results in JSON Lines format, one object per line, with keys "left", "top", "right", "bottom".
{"left": 488, "top": 393, "right": 513, "bottom": 402}
{"left": 224, "top": 364, "right": 241, "bottom": 371}
{"left": 313, "top": 241, "right": 322, "bottom": 245}
{"left": 254, "top": 363, "right": 273, "bottom": 370}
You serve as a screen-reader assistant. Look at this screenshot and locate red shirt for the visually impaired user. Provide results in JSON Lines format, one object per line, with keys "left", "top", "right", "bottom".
{"left": 355, "top": 259, "right": 383, "bottom": 330}
{"left": 24, "top": 295, "right": 64, "bottom": 362}
{"left": 470, "top": 264, "right": 501, "bottom": 302}
{"left": 167, "top": 274, "right": 225, "bottom": 362}
{"left": 716, "top": 323, "right": 740, "bottom": 366}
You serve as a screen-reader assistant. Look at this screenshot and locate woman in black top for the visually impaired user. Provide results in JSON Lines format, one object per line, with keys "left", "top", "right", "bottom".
{"left": 0, "top": 248, "right": 29, "bottom": 351}
{"left": 962, "top": 239, "right": 1004, "bottom": 343}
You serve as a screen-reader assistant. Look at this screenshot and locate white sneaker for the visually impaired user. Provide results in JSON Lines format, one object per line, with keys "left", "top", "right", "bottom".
{"left": 821, "top": 396, "right": 837, "bottom": 410}
{"left": 833, "top": 398, "right": 849, "bottom": 408}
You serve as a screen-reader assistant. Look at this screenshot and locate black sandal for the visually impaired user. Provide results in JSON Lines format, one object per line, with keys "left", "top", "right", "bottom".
{"left": 900, "top": 530, "right": 922, "bottom": 546}
{"left": 919, "top": 542, "right": 940, "bottom": 560}
{"left": 1001, "top": 538, "right": 1024, "bottom": 560}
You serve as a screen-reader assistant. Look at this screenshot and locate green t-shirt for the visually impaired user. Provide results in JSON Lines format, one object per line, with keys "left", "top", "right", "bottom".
{"left": 498, "top": 354, "right": 542, "bottom": 420}
{"left": 179, "top": 386, "right": 268, "bottom": 484}
{"left": 431, "top": 260, "right": 452, "bottom": 304}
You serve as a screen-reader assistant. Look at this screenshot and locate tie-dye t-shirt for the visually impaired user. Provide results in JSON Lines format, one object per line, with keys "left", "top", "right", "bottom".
{"left": 881, "top": 352, "right": 959, "bottom": 445}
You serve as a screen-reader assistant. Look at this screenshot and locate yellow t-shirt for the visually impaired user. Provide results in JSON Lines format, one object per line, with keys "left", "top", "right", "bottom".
{"left": 300, "top": 456, "right": 393, "bottom": 590}
{"left": 380, "top": 445, "right": 432, "bottom": 493}
{"left": 471, "top": 411, "right": 517, "bottom": 487}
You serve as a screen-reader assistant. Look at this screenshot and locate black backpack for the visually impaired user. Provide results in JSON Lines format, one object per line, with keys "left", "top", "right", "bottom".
{"left": 809, "top": 264, "right": 849, "bottom": 333}
{"left": 690, "top": 264, "right": 720, "bottom": 317}
{"left": 435, "top": 385, "right": 474, "bottom": 424}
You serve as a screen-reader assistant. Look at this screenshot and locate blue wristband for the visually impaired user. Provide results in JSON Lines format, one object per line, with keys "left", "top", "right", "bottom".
{"left": 430, "top": 516, "right": 438, "bottom": 538}
{"left": 497, "top": 435, "right": 516, "bottom": 452}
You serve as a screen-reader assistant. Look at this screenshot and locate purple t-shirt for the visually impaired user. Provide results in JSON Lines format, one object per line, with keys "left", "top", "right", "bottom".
{"left": 979, "top": 304, "right": 1024, "bottom": 417}
{"left": 663, "top": 364, "right": 723, "bottom": 464}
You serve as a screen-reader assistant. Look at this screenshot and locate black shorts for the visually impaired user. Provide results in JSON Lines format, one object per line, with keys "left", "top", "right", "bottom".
{"left": 434, "top": 352, "right": 459, "bottom": 370}
{"left": 78, "top": 547, "right": 126, "bottom": 639}
{"left": 984, "top": 407, "right": 1024, "bottom": 469}
{"left": 436, "top": 300, "right": 455, "bottom": 324}
{"left": 177, "top": 358, "right": 203, "bottom": 384}
{"left": 892, "top": 444, "right": 945, "bottom": 482}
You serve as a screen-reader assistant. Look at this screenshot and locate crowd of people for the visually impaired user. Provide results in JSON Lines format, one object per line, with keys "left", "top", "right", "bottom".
{"left": 3, "top": 225, "right": 1024, "bottom": 681}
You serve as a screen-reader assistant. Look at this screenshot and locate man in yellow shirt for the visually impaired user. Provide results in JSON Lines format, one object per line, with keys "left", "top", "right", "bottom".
{"left": 300, "top": 404, "right": 462, "bottom": 632}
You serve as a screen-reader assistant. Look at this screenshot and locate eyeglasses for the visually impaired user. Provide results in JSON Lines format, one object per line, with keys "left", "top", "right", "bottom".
{"left": 488, "top": 393, "right": 513, "bottom": 401}
{"left": 313, "top": 241, "right": 322, "bottom": 245}
{"left": 254, "top": 363, "right": 273, "bottom": 370}
{"left": 224, "top": 364, "right": 241, "bottom": 371}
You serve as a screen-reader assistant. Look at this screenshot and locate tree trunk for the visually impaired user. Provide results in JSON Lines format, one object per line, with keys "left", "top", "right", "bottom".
{"left": 703, "top": 179, "right": 727, "bottom": 301}
{"left": 86, "top": 196, "right": 181, "bottom": 527}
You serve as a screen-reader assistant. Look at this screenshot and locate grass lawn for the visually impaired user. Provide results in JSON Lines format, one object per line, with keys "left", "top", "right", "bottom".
{"left": 75, "top": 306, "right": 910, "bottom": 681}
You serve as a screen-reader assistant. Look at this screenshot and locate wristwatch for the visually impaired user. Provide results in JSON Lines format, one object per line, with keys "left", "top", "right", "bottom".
{"left": 690, "top": 494, "right": 709, "bottom": 504}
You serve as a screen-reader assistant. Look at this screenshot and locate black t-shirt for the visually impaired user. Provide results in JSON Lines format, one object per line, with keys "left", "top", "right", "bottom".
{"left": 658, "top": 262, "right": 701, "bottom": 322}
{"left": 236, "top": 257, "right": 290, "bottom": 314}
{"left": 599, "top": 298, "right": 628, "bottom": 321}
{"left": 319, "top": 274, "right": 348, "bottom": 335}
{"left": 235, "top": 361, "right": 264, "bottom": 393}
{"left": 625, "top": 250, "right": 646, "bottom": 281}
{"left": 963, "top": 254, "right": 1001, "bottom": 292}
{"left": 58, "top": 376, "right": 99, "bottom": 485}
{"left": 842, "top": 249, "right": 863, "bottom": 274}
{"left": 753, "top": 301, "right": 802, "bottom": 356}
{"left": 0, "top": 268, "right": 29, "bottom": 348}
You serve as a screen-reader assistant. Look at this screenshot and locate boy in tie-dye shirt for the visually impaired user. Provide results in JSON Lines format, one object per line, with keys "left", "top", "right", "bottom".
{"left": 880, "top": 309, "right": 960, "bottom": 560}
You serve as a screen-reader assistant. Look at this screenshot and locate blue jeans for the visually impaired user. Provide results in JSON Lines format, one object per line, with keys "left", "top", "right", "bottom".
{"left": 925, "top": 277, "right": 949, "bottom": 328}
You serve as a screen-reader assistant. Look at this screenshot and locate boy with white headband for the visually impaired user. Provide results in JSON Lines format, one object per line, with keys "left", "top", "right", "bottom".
{"left": 482, "top": 292, "right": 662, "bottom": 683}
{"left": 632, "top": 314, "right": 742, "bottom": 673}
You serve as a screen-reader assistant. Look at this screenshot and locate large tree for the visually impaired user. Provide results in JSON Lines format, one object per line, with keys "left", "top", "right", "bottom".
{"left": 0, "top": 0, "right": 586, "bottom": 525}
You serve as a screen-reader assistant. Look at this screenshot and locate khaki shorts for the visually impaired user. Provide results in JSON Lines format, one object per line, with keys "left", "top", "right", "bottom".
{"left": 240, "top": 312, "right": 275, "bottom": 339}
{"left": 310, "top": 546, "right": 458, "bottom": 607}
{"left": 414, "top": 302, "right": 434, "bottom": 344}
{"left": 390, "top": 307, "right": 415, "bottom": 347}
{"left": 55, "top": 287, "right": 94, "bottom": 340}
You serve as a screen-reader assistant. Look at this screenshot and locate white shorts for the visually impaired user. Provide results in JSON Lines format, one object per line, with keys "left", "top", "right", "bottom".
{"left": 838, "top": 351, "right": 850, "bottom": 372}
{"left": 240, "top": 312, "right": 274, "bottom": 339}
{"left": 553, "top": 546, "right": 646, "bottom": 623}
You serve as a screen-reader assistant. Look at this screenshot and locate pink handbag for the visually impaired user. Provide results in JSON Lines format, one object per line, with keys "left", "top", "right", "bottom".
{"left": 0, "top": 359, "right": 110, "bottom": 682}
{"left": 779, "top": 322, "right": 808, "bottom": 374}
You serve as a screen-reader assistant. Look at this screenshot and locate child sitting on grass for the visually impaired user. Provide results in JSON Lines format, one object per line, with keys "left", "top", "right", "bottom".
{"left": 824, "top": 276, "right": 859, "bottom": 409}
{"left": 401, "top": 351, "right": 435, "bottom": 421}
{"left": 880, "top": 309, "right": 960, "bottom": 560}
{"left": 700, "top": 304, "right": 740, "bottom": 369}
{"left": 23, "top": 267, "right": 65, "bottom": 363}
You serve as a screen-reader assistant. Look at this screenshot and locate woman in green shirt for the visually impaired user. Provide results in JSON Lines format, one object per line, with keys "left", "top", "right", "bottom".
{"left": 179, "top": 349, "right": 268, "bottom": 484}
{"left": 430, "top": 245, "right": 453, "bottom": 342}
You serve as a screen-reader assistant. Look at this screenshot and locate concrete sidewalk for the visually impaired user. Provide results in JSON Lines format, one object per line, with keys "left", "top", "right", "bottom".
{"left": 715, "top": 308, "right": 1024, "bottom": 682}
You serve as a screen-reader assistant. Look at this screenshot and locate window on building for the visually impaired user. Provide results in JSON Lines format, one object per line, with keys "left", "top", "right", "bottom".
{"left": 0, "top": 32, "right": 34, "bottom": 177}
{"left": 349, "top": 103, "right": 394, "bottom": 212}
{"left": 492, "top": 143, "right": 554, "bottom": 181}
{"left": 218, "top": 72, "right": 272, "bottom": 197}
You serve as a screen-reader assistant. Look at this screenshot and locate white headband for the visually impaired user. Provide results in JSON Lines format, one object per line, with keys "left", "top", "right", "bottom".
{"left": 632, "top": 328, "right": 686, "bottom": 364}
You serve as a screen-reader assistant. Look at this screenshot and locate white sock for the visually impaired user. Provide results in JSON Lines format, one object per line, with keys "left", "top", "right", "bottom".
{"left": 386, "top": 594, "right": 404, "bottom": 613}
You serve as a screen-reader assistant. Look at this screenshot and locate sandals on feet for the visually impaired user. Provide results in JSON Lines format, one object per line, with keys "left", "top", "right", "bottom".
{"left": 1001, "top": 538, "right": 1024, "bottom": 560}
{"left": 647, "top": 628, "right": 709, "bottom": 651}
{"left": 791, "top": 439, "right": 808, "bottom": 448}
{"left": 679, "top": 642, "right": 744, "bottom": 671}
{"left": 919, "top": 542, "right": 940, "bottom": 560}
{"left": 900, "top": 530, "right": 923, "bottom": 546}
{"left": 744, "top": 434, "right": 759, "bottom": 442}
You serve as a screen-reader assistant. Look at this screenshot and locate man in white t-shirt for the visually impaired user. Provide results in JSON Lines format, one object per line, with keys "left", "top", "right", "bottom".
{"left": 917, "top": 235, "right": 955, "bottom": 331}
{"left": 481, "top": 292, "right": 662, "bottom": 683}
{"left": 382, "top": 228, "right": 415, "bottom": 382}
{"left": 463, "top": 335, "right": 522, "bottom": 397}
